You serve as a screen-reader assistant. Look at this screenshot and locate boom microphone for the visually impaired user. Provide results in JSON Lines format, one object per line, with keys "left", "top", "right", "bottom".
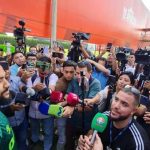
{"left": 90, "top": 113, "right": 108, "bottom": 145}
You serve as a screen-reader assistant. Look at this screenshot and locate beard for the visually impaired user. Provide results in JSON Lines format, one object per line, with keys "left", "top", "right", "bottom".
{"left": 0, "top": 89, "right": 13, "bottom": 106}
{"left": 110, "top": 112, "right": 131, "bottom": 122}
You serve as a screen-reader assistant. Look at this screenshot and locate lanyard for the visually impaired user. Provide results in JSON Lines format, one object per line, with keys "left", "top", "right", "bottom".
{"left": 109, "top": 120, "right": 132, "bottom": 147}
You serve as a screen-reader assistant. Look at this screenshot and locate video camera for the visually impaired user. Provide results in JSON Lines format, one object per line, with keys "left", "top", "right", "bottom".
{"left": 13, "top": 20, "right": 30, "bottom": 53}
{"left": 68, "top": 32, "right": 90, "bottom": 62}
{"left": 135, "top": 49, "right": 150, "bottom": 65}
{"left": 72, "top": 32, "right": 90, "bottom": 46}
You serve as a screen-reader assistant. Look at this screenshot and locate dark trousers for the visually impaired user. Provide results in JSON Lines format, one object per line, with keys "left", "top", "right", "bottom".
{"left": 13, "top": 118, "right": 28, "bottom": 150}
{"left": 66, "top": 123, "right": 89, "bottom": 150}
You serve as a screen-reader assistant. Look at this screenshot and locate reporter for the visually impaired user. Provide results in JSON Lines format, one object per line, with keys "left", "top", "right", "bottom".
{"left": 85, "top": 71, "right": 135, "bottom": 112}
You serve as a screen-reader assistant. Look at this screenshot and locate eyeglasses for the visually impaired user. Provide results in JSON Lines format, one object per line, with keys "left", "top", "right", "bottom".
{"left": 124, "top": 85, "right": 141, "bottom": 105}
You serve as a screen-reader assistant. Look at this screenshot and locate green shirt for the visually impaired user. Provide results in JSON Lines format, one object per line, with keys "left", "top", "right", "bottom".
{"left": 0, "top": 111, "right": 16, "bottom": 150}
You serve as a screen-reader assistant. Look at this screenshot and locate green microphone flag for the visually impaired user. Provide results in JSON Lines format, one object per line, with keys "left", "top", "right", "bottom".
{"left": 90, "top": 112, "right": 108, "bottom": 145}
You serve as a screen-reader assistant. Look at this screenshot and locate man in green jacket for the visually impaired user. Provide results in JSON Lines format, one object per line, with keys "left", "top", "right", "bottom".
{"left": 0, "top": 65, "right": 16, "bottom": 150}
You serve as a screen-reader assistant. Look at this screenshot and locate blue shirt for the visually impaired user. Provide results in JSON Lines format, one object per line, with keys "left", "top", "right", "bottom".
{"left": 92, "top": 67, "right": 109, "bottom": 90}
{"left": 10, "top": 64, "right": 20, "bottom": 76}
{"left": 8, "top": 76, "right": 26, "bottom": 127}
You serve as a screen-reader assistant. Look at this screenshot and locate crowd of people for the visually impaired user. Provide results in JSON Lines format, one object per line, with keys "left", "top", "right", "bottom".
{"left": 0, "top": 44, "right": 150, "bottom": 150}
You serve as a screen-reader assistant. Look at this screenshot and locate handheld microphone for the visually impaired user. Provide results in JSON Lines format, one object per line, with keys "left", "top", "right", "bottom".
{"left": 22, "top": 86, "right": 35, "bottom": 97}
{"left": 38, "top": 102, "right": 64, "bottom": 117}
{"left": 50, "top": 91, "right": 64, "bottom": 103}
{"left": 90, "top": 113, "right": 108, "bottom": 145}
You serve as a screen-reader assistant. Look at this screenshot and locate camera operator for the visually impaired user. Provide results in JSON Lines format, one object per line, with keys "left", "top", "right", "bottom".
{"left": 68, "top": 33, "right": 90, "bottom": 62}
{"left": 10, "top": 51, "right": 26, "bottom": 76}
{"left": 26, "top": 56, "right": 58, "bottom": 150}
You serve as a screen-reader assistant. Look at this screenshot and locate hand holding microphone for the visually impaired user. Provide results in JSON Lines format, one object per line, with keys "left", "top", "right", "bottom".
{"left": 90, "top": 113, "right": 108, "bottom": 145}
{"left": 38, "top": 101, "right": 64, "bottom": 117}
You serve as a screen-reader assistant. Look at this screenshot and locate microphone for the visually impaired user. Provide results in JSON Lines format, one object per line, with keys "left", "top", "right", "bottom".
{"left": 50, "top": 91, "right": 64, "bottom": 103}
{"left": 38, "top": 102, "right": 64, "bottom": 117}
{"left": 22, "top": 86, "right": 35, "bottom": 97}
{"left": 66, "top": 92, "right": 89, "bottom": 107}
{"left": 90, "top": 113, "right": 108, "bottom": 145}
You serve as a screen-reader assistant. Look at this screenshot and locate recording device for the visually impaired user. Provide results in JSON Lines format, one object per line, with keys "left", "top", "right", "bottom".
{"left": 0, "top": 62, "right": 9, "bottom": 70}
{"left": 38, "top": 102, "right": 64, "bottom": 117}
{"left": 36, "top": 61, "right": 51, "bottom": 71}
{"left": 106, "top": 43, "right": 112, "bottom": 51}
{"left": 15, "top": 92, "right": 27, "bottom": 105}
{"left": 135, "top": 49, "right": 150, "bottom": 65}
{"left": 14, "top": 20, "right": 30, "bottom": 53}
{"left": 116, "top": 52, "right": 127, "bottom": 71}
{"left": 107, "top": 75, "right": 117, "bottom": 92}
{"left": 90, "top": 113, "right": 108, "bottom": 145}
{"left": 135, "top": 49, "right": 150, "bottom": 96}
{"left": 21, "top": 86, "right": 36, "bottom": 98}
{"left": 21, "top": 62, "right": 35, "bottom": 71}
{"left": 68, "top": 32, "right": 90, "bottom": 62}
{"left": 52, "top": 51, "right": 64, "bottom": 59}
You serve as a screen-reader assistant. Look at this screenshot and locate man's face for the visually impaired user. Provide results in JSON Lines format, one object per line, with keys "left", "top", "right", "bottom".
{"left": 110, "top": 91, "right": 136, "bottom": 121}
{"left": 27, "top": 56, "right": 37, "bottom": 64}
{"left": 62, "top": 66, "right": 75, "bottom": 81}
{"left": 0, "top": 66, "right": 10, "bottom": 99}
{"left": 127, "top": 55, "right": 135, "bottom": 64}
{"left": 76, "top": 66, "right": 91, "bottom": 81}
{"left": 29, "top": 47, "right": 37, "bottom": 54}
{"left": 13, "top": 53, "right": 25, "bottom": 66}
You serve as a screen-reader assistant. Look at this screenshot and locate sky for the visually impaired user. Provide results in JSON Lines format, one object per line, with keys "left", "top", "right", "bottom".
{"left": 142, "top": 0, "right": 150, "bottom": 11}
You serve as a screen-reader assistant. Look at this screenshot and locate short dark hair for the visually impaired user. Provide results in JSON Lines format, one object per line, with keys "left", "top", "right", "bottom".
{"left": 96, "top": 56, "right": 107, "bottom": 63}
{"left": 121, "top": 86, "right": 141, "bottom": 106}
{"left": 118, "top": 71, "right": 135, "bottom": 85}
{"left": 38, "top": 56, "right": 51, "bottom": 63}
{"left": 77, "top": 60, "right": 92, "bottom": 72}
{"left": 29, "top": 46, "right": 37, "bottom": 50}
{"left": 63, "top": 60, "right": 76, "bottom": 69}
{"left": 12, "top": 51, "right": 24, "bottom": 59}
{"left": 26, "top": 53, "right": 37, "bottom": 59}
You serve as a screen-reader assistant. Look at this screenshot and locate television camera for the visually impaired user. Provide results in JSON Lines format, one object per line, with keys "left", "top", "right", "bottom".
{"left": 68, "top": 32, "right": 90, "bottom": 62}
{"left": 13, "top": 20, "right": 30, "bottom": 53}
{"left": 135, "top": 49, "right": 150, "bottom": 96}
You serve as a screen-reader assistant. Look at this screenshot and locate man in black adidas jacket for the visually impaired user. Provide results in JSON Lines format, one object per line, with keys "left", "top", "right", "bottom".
{"left": 78, "top": 86, "right": 150, "bottom": 150}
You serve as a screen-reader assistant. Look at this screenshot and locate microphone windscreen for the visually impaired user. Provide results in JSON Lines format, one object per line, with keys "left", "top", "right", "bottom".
{"left": 67, "top": 92, "right": 79, "bottom": 106}
{"left": 50, "top": 91, "right": 64, "bottom": 103}
{"left": 91, "top": 112, "right": 108, "bottom": 133}
{"left": 26, "top": 87, "right": 35, "bottom": 96}
{"left": 48, "top": 104, "right": 64, "bottom": 117}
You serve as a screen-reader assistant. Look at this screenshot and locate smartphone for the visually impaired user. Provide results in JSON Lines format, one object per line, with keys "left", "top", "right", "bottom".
{"left": 15, "top": 92, "right": 27, "bottom": 105}
{"left": 21, "top": 64, "right": 27, "bottom": 70}
{"left": 52, "top": 52, "right": 64, "bottom": 59}
{"left": 0, "top": 62, "right": 9, "bottom": 70}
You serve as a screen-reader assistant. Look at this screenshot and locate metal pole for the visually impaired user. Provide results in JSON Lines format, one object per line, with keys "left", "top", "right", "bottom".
{"left": 51, "top": 0, "right": 57, "bottom": 48}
